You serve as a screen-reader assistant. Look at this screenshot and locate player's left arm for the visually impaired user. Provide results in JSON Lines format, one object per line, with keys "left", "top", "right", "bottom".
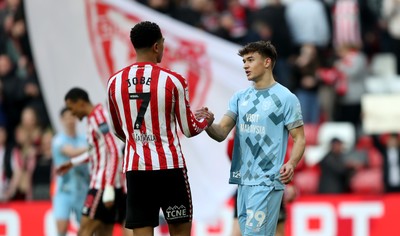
{"left": 287, "top": 126, "right": 306, "bottom": 168}
{"left": 280, "top": 94, "right": 306, "bottom": 184}
{"left": 101, "top": 123, "right": 119, "bottom": 188}
{"left": 99, "top": 121, "right": 119, "bottom": 207}
{"left": 280, "top": 126, "right": 305, "bottom": 184}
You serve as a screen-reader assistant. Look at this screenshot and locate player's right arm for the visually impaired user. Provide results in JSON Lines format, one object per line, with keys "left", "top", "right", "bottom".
{"left": 61, "top": 146, "right": 87, "bottom": 158}
{"left": 56, "top": 152, "right": 90, "bottom": 175}
{"left": 173, "top": 74, "right": 210, "bottom": 137}
{"left": 205, "top": 115, "right": 235, "bottom": 142}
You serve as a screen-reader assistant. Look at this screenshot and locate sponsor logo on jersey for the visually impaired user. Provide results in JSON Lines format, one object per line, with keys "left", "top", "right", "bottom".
{"left": 232, "top": 171, "right": 241, "bottom": 178}
{"left": 133, "top": 132, "right": 156, "bottom": 145}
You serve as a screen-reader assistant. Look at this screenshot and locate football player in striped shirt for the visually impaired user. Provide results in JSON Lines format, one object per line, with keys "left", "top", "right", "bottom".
{"left": 197, "top": 41, "right": 306, "bottom": 236}
{"left": 106, "top": 21, "right": 214, "bottom": 236}
{"left": 57, "top": 88, "right": 126, "bottom": 236}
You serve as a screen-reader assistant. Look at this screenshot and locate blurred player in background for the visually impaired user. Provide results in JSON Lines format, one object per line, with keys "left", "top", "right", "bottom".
{"left": 57, "top": 88, "right": 126, "bottom": 236}
{"left": 106, "top": 21, "right": 214, "bottom": 236}
{"left": 52, "top": 107, "right": 89, "bottom": 236}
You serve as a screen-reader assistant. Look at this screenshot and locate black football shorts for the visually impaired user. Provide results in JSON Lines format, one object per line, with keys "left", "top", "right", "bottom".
{"left": 125, "top": 168, "right": 193, "bottom": 229}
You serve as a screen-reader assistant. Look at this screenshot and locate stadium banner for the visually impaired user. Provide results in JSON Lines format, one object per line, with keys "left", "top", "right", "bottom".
{"left": 362, "top": 94, "right": 400, "bottom": 134}
{"left": 2, "top": 195, "right": 400, "bottom": 235}
{"left": 25, "top": 0, "right": 247, "bottom": 222}
{"left": 0, "top": 200, "right": 234, "bottom": 236}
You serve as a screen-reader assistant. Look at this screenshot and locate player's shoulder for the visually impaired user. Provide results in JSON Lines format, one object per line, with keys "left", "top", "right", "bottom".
{"left": 108, "top": 64, "right": 130, "bottom": 82}
{"left": 52, "top": 134, "right": 62, "bottom": 143}
{"left": 234, "top": 86, "right": 252, "bottom": 97}
{"left": 272, "top": 83, "right": 298, "bottom": 100}
{"left": 158, "top": 66, "right": 185, "bottom": 80}
{"left": 108, "top": 62, "right": 144, "bottom": 84}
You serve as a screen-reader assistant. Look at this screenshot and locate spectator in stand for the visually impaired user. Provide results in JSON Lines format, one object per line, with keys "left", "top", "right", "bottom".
{"left": 3, "top": 126, "right": 37, "bottom": 201}
{"left": 0, "top": 126, "right": 16, "bottom": 201}
{"left": 215, "top": 0, "right": 258, "bottom": 45}
{"left": 358, "top": 0, "right": 382, "bottom": 57}
{"left": 199, "top": 0, "right": 222, "bottom": 35}
{"left": 318, "top": 137, "right": 362, "bottom": 194}
{"left": 32, "top": 128, "right": 53, "bottom": 200}
{"left": 372, "top": 133, "right": 400, "bottom": 193}
{"left": 291, "top": 44, "right": 321, "bottom": 124}
{"left": 333, "top": 44, "right": 367, "bottom": 132}
{"left": 19, "top": 106, "right": 42, "bottom": 148}
{"left": 137, "top": 0, "right": 176, "bottom": 16}
{"left": 0, "top": 54, "right": 27, "bottom": 143}
{"left": 381, "top": 0, "right": 400, "bottom": 74}
{"left": 332, "top": 0, "right": 363, "bottom": 50}
{"left": 285, "top": 0, "right": 331, "bottom": 50}
{"left": 172, "top": 0, "right": 203, "bottom": 28}
{"left": 0, "top": 0, "right": 22, "bottom": 60}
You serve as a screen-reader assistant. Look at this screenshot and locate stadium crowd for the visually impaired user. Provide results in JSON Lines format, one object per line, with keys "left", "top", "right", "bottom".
{"left": 1, "top": 0, "right": 400, "bottom": 203}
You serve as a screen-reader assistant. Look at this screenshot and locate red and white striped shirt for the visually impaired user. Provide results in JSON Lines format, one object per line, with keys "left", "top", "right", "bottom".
{"left": 107, "top": 62, "right": 208, "bottom": 172}
{"left": 86, "top": 104, "right": 123, "bottom": 189}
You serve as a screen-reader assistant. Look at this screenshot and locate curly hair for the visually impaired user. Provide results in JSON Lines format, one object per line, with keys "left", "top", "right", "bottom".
{"left": 130, "top": 21, "right": 163, "bottom": 49}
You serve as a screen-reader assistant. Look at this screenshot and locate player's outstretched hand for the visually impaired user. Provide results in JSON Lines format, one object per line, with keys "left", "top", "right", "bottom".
{"left": 56, "top": 162, "right": 73, "bottom": 175}
{"left": 280, "top": 162, "right": 295, "bottom": 184}
{"left": 195, "top": 107, "right": 214, "bottom": 127}
{"left": 195, "top": 107, "right": 209, "bottom": 120}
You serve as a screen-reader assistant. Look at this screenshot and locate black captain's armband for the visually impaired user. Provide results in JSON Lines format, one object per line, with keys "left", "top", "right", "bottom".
{"left": 126, "top": 77, "right": 151, "bottom": 87}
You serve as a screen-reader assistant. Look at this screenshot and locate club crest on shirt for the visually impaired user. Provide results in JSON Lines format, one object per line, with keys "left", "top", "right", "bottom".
{"left": 262, "top": 100, "right": 272, "bottom": 111}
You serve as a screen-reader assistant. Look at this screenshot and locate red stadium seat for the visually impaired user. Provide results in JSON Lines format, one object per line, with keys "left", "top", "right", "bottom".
{"left": 368, "top": 148, "right": 383, "bottom": 168}
{"left": 356, "top": 135, "right": 374, "bottom": 150}
{"left": 293, "top": 166, "right": 320, "bottom": 195}
{"left": 350, "top": 168, "right": 383, "bottom": 194}
{"left": 304, "top": 124, "right": 319, "bottom": 146}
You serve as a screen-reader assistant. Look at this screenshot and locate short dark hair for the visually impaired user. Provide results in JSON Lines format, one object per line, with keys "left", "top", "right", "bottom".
{"left": 238, "top": 41, "right": 277, "bottom": 67}
{"left": 130, "top": 21, "right": 162, "bottom": 49}
{"left": 64, "top": 87, "right": 90, "bottom": 103}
